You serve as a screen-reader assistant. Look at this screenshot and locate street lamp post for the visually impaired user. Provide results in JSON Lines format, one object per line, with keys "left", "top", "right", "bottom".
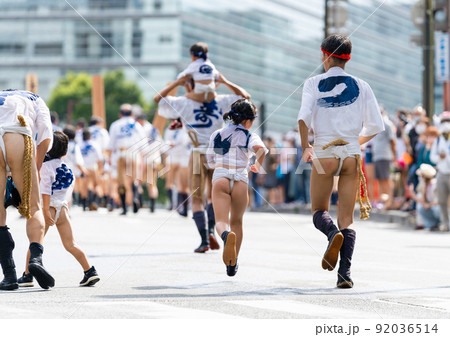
{"left": 424, "top": 0, "right": 435, "bottom": 118}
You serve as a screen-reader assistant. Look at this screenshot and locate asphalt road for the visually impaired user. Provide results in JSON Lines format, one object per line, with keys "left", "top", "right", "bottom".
{"left": 1, "top": 206, "right": 450, "bottom": 320}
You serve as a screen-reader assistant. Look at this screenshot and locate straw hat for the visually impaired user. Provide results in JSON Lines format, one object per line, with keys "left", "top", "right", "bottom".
{"left": 440, "top": 111, "right": 450, "bottom": 122}
{"left": 416, "top": 164, "right": 436, "bottom": 179}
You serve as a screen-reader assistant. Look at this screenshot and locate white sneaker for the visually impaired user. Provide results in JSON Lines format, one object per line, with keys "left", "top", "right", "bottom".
{"left": 439, "top": 224, "right": 449, "bottom": 232}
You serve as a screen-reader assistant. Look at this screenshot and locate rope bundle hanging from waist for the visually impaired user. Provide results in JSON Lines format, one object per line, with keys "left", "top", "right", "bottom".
{"left": 17, "top": 115, "right": 33, "bottom": 219}
{"left": 321, "top": 138, "right": 371, "bottom": 220}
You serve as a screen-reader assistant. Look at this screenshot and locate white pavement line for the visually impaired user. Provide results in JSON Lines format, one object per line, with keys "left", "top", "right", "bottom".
{"left": 227, "top": 300, "right": 377, "bottom": 319}
{"left": 65, "top": 189, "right": 199, "bottom": 319}
{"left": 251, "top": 187, "right": 385, "bottom": 319}
{"left": 375, "top": 298, "right": 450, "bottom": 312}
{"left": 80, "top": 301, "right": 241, "bottom": 319}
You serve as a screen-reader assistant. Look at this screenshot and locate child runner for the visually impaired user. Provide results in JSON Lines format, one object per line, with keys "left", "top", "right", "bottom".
{"left": 207, "top": 99, "right": 267, "bottom": 276}
{"left": 155, "top": 74, "right": 249, "bottom": 253}
{"left": 18, "top": 131, "right": 100, "bottom": 287}
{"left": 177, "top": 42, "right": 220, "bottom": 102}
{"left": 298, "top": 34, "right": 384, "bottom": 288}
{"left": 80, "top": 129, "right": 103, "bottom": 211}
{"left": 163, "top": 119, "right": 191, "bottom": 215}
{"left": 62, "top": 125, "right": 86, "bottom": 206}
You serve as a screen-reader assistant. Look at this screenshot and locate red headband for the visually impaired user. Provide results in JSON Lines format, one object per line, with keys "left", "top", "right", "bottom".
{"left": 321, "top": 48, "right": 351, "bottom": 60}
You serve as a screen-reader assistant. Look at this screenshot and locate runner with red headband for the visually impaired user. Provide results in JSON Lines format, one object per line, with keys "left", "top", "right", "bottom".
{"left": 298, "top": 34, "right": 384, "bottom": 288}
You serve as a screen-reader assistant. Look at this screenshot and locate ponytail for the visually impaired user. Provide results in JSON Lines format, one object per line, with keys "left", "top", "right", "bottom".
{"left": 223, "top": 99, "right": 257, "bottom": 125}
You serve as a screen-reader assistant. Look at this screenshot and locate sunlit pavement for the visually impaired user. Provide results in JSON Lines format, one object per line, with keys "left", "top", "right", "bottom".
{"left": 1, "top": 206, "right": 449, "bottom": 319}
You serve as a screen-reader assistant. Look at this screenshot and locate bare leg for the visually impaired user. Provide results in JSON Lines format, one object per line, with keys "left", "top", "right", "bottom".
{"left": 55, "top": 207, "right": 90, "bottom": 271}
{"left": 4, "top": 134, "right": 44, "bottom": 244}
{"left": 212, "top": 178, "right": 231, "bottom": 237}
{"left": 337, "top": 158, "right": 358, "bottom": 230}
{"left": 229, "top": 181, "right": 248, "bottom": 256}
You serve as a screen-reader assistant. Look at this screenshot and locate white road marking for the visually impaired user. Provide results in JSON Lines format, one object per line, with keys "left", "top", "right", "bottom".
{"left": 81, "top": 301, "right": 241, "bottom": 319}
{"left": 227, "top": 300, "right": 378, "bottom": 318}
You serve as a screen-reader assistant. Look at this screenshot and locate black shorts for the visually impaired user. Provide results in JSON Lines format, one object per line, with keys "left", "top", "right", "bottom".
{"left": 374, "top": 160, "right": 391, "bottom": 180}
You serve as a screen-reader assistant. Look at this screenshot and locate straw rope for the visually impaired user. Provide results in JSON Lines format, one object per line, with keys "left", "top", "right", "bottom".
{"left": 321, "top": 138, "right": 371, "bottom": 220}
{"left": 17, "top": 115, "right": 32, "bottom": 219}
{"left": 187, "top": 130, "right": 205, "bottom": 200}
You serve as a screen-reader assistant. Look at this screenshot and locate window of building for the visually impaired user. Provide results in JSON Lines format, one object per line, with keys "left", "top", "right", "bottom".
{"left": 159, "top": 35, "right": 172, "bottom": 43}
{"left": 132, "top": 31, "right": 142, "bottom": 59}
{"left": 89, "top": 0, "right": 128, "bottom": 9}
{"left": 0, "top": 43, "right": 25, "bottom": 55}
{"left": 34, "top": 43, "right": 63, "bottom": 56}
{"left": 75, "top": 32, "right": 114, "bottom": 58}
{"left": 154, "top": 0, "right": 162, "bottom": 11}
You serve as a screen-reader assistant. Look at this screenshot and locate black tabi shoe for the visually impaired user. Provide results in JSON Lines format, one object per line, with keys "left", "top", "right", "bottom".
{"left": 322, "top": 231, "right": 344, "bottom": 271}
{"left": 337, "top": 274, "right": 354, "bottom": 288}
{"left": 28, "top": 243, "right": 55, "bottom": 290}
{"left": 226, "top": 262, "right": 239, "bottom": 277}
{"left": 222, "top": 231, "right": 237, "bottom": 267}
{"left": 0, "top": 269, "right": 18, "bottom": 291}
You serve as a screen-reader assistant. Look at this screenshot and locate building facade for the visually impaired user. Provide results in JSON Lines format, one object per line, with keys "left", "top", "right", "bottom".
{"left": 0, "top": 0, "right": 422, "bottom": 133}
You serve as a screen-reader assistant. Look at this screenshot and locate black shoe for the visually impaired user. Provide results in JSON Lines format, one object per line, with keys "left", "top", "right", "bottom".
{"left": 226, "top": 262, "right": 239, "bottom": 277}
{"left": 322, "top": 231, "right": 344, "bottom": 271}
{"left": 133, "top": 201, "right": 139, "bottom": 214}
{"left": 28, "top": 263, "right": 55, "bottom": 290}
{"left": 178, "top": 210, "right": 188, "bottom": 217}
{"left": 0, "top": 269, "right": 18, "bottom": 291}
{"left": 17, "top": 272, "right": 34, "bottom": 287}
{"left": 337, "top": 274, "right": 354, "bottom": 288}
{"left": 28, "top": 243, "right": 55, "bottom": 290}
{"left": 194, "top": 242, "right": 209, "bottom": 253}
{"left": 80, "top": 266, "right": 100, "bottom": 287}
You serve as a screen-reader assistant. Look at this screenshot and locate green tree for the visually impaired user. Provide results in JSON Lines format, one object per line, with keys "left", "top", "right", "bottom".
{"left": 48, "top": 69, "right": 149, "bottom": 127}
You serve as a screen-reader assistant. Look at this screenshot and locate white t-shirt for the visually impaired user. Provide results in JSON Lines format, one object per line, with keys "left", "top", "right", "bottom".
{"left": 177, "top": 59, "right": 220, "bottom": 82}
{"left": 297, "top": 67, "right": 384, "bottom": 146}
{"left": 40, "top": 158, "right": 75, "bottom": 203}
{"left": 107, "top": 116, "right": 147, "bottom": 151}
{"left": 64, "top": 140, "right": 84, "bottom": 177}
{"left": 430, "top": 135, "right": 450, "bottom": 174}
{"left": 158, "top": 95, "right": 242, "bottom": 146}
{"left": 164, "top": 127, "right": 191, "bottom": 159}
{"left": 207, "top": 123, "right": 268, "bottom": 168}
{"left": 80, "top": 140, "right": 103, "bottom": 168}
{"left": 0, "top": 90, "right": 53, "bottom": 150}
{"left": 89, "top": 125, "right": 110, "bottom": 151}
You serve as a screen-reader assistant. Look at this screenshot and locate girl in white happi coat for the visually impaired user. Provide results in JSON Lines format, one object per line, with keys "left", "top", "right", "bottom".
{"left": 207, "top": 99, "right": 267, "bottom": 276}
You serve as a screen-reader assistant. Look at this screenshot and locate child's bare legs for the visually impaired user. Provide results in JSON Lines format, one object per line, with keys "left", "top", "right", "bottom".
{"left": 212, "top": 178, "right": 248, "bottom": 270}
{"left": 229, "top": 181, "right": 248, "bottom": 256}
{"left": 212, "top": 178, "right": 231, "bottom": 238}
{"left": 54, "top": 207, "right": 90, "bottom": 271}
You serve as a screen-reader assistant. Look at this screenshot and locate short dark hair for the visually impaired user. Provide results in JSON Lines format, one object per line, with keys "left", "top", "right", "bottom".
{"left": 190, "top": 42, "right": 208, "bottom": 60}
{"left": 51, "top": 112, "right": 59, "bottom": 124}
{"left": 89, "top": 116, "right": 103, "bottom": 126}
{"left": 63, "top": 125, "right": 76, "bottom": 140}
{"left": 223, "top": 99, "right": 257, "bottom": 125}
{"left": 76, "top": 118, "right": 86, "bottom": 128}
{"left": 47, "top": 131, "right": 69, "bottom": 159}
{"left": 321, "top": 34, "right": 352, "bottom": 65}
{"left": 82, "top": 129, "right": 91, "bottom": 141}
